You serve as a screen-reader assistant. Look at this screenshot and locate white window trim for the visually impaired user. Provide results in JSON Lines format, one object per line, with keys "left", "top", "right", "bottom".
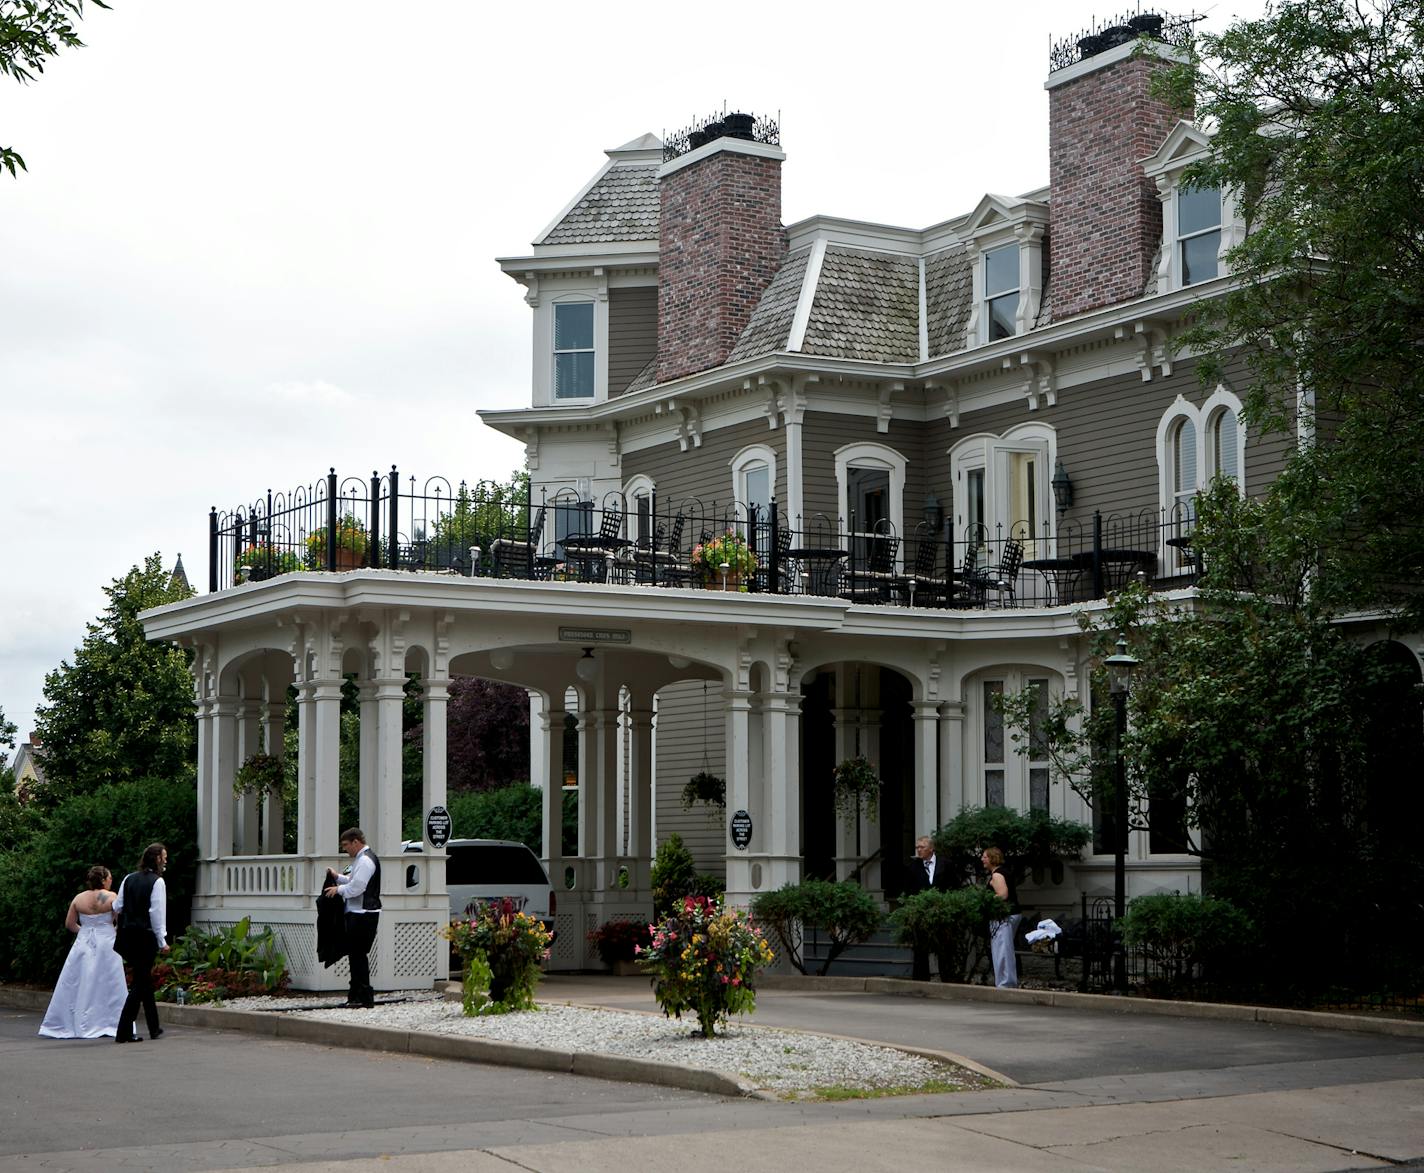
{"left": 961, "top": 194, "right": 1049, "bottom": 348}
{"left": 966, "top": 667, "right": 1063, "bottom": 815}
{"left": 949, "top": 422, "right": 1057, "bottom": 552}
{"left": 1145, "top": 124, "right": 1245, "bottom": 294}
{"left": 730, "top": 444, "right": 778, "bottom": 522}
{"left": 1155, "top": 387, "right": 1247, "bottom": 563}
{"left": 623, "top": 474, "right": 655, "bottom": 543}
{"left": 834, "top": 442, "right": 906, "bottom": 561}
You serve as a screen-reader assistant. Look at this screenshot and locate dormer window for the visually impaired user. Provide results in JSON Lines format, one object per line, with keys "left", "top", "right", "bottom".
{"left": 553, "top": 303, "right": 595, "bottom": 400}
{"left": 960, "top": 194, "right": 1048, "bottom": 349}
{"left": 1177, "top": 183, "right": 1221, "bottom": 286}
{"left": 984, "top": 244, "right": 1020, "bottom": 341}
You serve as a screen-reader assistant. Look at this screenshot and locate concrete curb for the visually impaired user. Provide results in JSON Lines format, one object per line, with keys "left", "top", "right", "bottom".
{"left": 0, "top": 988, "right": 757, "bottom": 1099}
{"left": 758, "top": 974, "right": 1424, "bottom": 1038}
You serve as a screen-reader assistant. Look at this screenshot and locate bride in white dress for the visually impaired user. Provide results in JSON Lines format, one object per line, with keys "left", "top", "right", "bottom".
{"left": 39, "top": 865, "right": 128, "bottom": 1039}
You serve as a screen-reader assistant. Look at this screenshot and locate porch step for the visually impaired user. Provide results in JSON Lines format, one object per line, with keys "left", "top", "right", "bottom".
{"left": 803, "top": 926, "right": 915, "bottom": 978}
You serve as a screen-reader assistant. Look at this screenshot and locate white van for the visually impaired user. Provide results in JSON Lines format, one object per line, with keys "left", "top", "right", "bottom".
{"left": 402, "top": 839, "right": 554, "bottom": 928}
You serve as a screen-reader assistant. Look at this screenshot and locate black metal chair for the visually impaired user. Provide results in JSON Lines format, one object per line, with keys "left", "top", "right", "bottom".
{"left": 490, "top": 505, "right": 545, "bottom": 580}
{"left": 896, "top": 533, "right": 949, "bottom": 606}
{"left": 978, "top": 536, "right": 1025, "bottom": 607}
{"left": 841, "top": 526, "right": 900, "bottom": 604}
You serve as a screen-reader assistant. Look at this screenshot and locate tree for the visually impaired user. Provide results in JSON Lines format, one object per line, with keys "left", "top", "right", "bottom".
{"left": 1156, "top": 0, "right": 1424, "bottom": 625}
{"left": 0, "top": 703, "right": 16, "bottom": 751}
{"left": 1000, "top": 482, "right": 1424, "bottom": 994}
{"left": 1, "top": 0, "right": 110, "bottom": 177}
{"left": 33, "top": 554, "right": 197, "bottom": 806}
{"left": 443, "top": 676, "right": 530, "bottom": 792}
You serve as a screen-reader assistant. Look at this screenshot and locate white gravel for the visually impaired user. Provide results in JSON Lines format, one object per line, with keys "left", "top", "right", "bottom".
{"left": 222, "top": 990, "right": 990, "bottom": 1097}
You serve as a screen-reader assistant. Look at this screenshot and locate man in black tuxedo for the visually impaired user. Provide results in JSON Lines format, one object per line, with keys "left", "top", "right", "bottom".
{"left": 904, "top": 835, "right": 953, "bottom": 981}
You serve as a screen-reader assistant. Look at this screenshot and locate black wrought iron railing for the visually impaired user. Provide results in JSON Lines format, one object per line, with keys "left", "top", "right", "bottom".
{"left": 210, "top": 467, "right": 1203, "bottom": 606}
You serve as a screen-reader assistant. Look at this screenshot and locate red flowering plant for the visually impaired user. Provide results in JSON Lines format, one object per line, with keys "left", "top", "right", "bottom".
{"left": 638, "top": 895, "right": 775, "bottom": 1038}
{"left": 444, "top": 897, "right": 553, "bottom": 1015}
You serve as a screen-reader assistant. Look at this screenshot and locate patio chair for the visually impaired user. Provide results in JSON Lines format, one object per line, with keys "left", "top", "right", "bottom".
{"left": 896, "top": 534, "right": 949, "bottom": 606}
{"left": 490, "top": 505, "right": 545, "bottom": 580}
{"left": 978, "top": 537, "right": 1025, "bottom": 606}
{"left": 841, "top": 527, "right": 900, "bottom": 604}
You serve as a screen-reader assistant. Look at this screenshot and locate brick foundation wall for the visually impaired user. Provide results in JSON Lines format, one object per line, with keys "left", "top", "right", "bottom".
{"left": 657, "top": 148, "right": 786, "bottom": 383}
{"left": 1048, "top": 54, "right": 1187, "bottom": 320}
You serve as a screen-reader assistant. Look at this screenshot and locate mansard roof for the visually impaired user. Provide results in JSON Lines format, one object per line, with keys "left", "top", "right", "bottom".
{"left": 534, "top": 135, "right": 663, "bottom": 247}
{"left": 800, "top": 247, "right": 920, "bottom": 363}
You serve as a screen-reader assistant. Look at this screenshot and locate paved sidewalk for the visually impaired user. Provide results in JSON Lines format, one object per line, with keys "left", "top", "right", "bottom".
{"left": 5, "top": 977, "right": 1423, "bottom": 1172}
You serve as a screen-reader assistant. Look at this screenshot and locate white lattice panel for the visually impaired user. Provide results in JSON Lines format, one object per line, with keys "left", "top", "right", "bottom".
{"left": 393, "top": 921, "right": 438, "bottom": 978}
{"left": 551, "top": 909, "right": 582, "bottom": 969}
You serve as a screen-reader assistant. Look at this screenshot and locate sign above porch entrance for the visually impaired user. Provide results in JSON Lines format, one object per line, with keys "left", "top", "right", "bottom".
{"left": 558, "top": 627, "right": 632, "bottom": 644}
{"left": 425, "top": 805, "right": 452, "bottom": 848}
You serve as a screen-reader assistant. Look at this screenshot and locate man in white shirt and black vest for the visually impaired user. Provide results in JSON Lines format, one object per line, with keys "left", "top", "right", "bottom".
{"left": 323, "top": 828, "right": 380, "bottom": 1008}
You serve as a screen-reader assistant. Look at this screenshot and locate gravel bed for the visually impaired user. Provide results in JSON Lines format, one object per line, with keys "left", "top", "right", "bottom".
{"left": 223, "top": 991, "right": 990, "bottom": 1097}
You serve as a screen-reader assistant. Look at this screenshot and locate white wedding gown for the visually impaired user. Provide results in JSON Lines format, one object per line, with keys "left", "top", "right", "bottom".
{"left": 38, "top": 912, "right": 127, "bottom": 1039}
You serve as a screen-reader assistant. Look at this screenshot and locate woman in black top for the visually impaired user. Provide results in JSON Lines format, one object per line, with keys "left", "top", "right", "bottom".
{"left": 981, "top": 846, "right": 1021, "bottom": 989}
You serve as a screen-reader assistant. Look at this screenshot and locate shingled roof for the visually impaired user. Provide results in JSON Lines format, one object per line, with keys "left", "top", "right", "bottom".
{"left": 727, "top": 246, "right": 811, "bottom": 362}
{"left": 537, "top": 135, "right": 663, "bottom": 247}
{"left": 800, "top": 247, "right": 920, "bottom": 364}
{"left": 924, "top": 248, "right": 973, "bottom": 359}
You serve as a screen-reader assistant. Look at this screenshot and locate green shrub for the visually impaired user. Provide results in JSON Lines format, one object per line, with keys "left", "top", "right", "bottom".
{"left": 890, "top": 887, "right": 1007, "bottom": 983}
{"left": 0, "top": 775, "right": 197, "bottom": 982}
{"left": 156, "top": 916, "right": 289, "bottom": 1003}
{"left": 751, "top": 880, "right": 882, "bottom": 975}
{"left": 1121, "top": 892, "right": 1255, "bottom": 990}
{"left": 650, "top": 833, "right": 701, "bottom": 920}
{"left": 933, "top": 806, "right": 1091, "bottom": 887}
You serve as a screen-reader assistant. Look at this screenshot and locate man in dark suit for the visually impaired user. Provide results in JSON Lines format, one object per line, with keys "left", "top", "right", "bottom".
{"left": 904, "top": 835, "right": 953, "bottom": 981}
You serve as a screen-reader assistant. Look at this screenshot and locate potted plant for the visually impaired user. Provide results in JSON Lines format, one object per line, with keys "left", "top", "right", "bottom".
{"left": 832, "top": 755, "right": 881, "bottom": 822}
{"left": 586, "top": 919, "right": 652, "bottom": 975}
{"left": 443, "top": 896, "right": 553, "bottom": 1015}
{"left": 690, "top": 530, "right": 757, "bottom": 590}
{"left": 233, "top": 752, "right": 286, "bottom": 798}
{"left": 234, "top": 545, "right": 302, "bottom": 582}
{"left": 305, "top": 513, "right": 368, "bottom": 570}
{"left": 681, "top": 770, "right": 726, "bottom": 811}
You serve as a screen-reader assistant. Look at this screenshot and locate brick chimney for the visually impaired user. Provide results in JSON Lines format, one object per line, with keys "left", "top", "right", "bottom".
{"left": 656, "top": 120, "right": 786, "bottom": 383}
{"left": 1047, "top": 30, "right": 1189, "bottom": 319}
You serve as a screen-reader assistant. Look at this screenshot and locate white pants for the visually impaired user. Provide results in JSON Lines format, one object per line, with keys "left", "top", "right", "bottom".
{"left": 990, "top": 914, "right": 1022, "bottom": 988}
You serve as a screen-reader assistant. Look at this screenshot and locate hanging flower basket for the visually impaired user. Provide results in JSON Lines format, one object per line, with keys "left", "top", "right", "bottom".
{"left": 233, "top": 752, "right": 286, "bottom": 798}
{"left": 832, "top": 756, "right": 881, "bottom": 823}
{"left": 682, "top": 770, "right": 726, "bottom": 811}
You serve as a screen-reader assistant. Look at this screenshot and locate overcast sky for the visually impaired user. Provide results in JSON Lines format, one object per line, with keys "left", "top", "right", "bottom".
{"left": 1, "top": 0, "right": 1267, "bottom": 759}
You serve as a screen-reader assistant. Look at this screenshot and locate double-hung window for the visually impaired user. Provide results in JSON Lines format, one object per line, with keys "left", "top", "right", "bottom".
{"left": 553, "top": 303, "right": 595, "bottom": 400}
{"left": 984, "top": 243, "right": 1020, "bottom": 341}
{"left": 1177, "top": 183, "right": 1221, "bottom": 286}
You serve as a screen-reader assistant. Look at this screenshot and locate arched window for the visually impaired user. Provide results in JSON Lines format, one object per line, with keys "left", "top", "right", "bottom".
{"left": 729, "top": 445, "right": 777, "bottom": 522}
{"left": 834, "top": 443, "right": 906, "bottom": 568}
{"left": 948, "top": 423, "right": 1056, "bottom": 558}
{"left": 1206, "top": 403, "right": 1242, "bottom": 485}
{"left": 1170, "top": 416, "right": 1198, "bottom": 521}
{"left": 623, "top": 475, "right": 655, "bottom": 544}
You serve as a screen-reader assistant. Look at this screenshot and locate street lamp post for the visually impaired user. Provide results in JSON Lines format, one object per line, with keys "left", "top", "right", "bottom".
{"left": 1104, "top": 632, "right": 1139, "bottom": 993}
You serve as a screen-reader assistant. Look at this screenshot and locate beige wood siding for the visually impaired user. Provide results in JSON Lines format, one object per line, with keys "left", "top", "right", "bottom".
{"left": 655, "top": 680, "right": 726, "bottom": 877}
{"left": 624, "top": 419, "right": 785, "bottom": 520}
{"left": 608, "top": 288, "right": 658, "bottom": 397}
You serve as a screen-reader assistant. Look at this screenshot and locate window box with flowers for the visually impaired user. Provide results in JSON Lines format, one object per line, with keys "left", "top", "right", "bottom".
{"left": 690, "top": 531, "right": 757, "bottom": 590}
{"left": 305, "top": 514, "right": 368, "bottom": 571}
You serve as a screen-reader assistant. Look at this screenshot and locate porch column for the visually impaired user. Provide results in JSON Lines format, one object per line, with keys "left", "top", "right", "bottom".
{"left": 194, "top": 694, "right": 213, "bottom": 860}
{"left": 372, "top": 675, "right": 407, "bottom": 860}
{"left": 261, "top": 699, "right": 286, "bottom": 854}
{"left": 208, "top": 695, "right": 238, "bottom": 860}
{"left": 297, "top": 678, "right": 342, "bottom": 856}
{"left": 939, "top": 699, "right": 966, "bottom": 819}
{"left": 576, "top": 708, "right": 593, "bottom": 858}
{"left": 723, "top": 686, "right": 754, "bottom": 903}
{"left": 594, "top": 705, "right": 620, "bottom": 889}
{"left": 832, "top": 686, "right": 855, "bottom": 882}
{"left": 421, "top": 677, "right": 449, "bottom": 830}
{"left": 761, "top": 687, "right": 802, "bottom": 891}
{"left": 627, "top": 693, "right": 654, "bottom": 894}
{"left": 357, "top": 680, "right": 378, "bottom": 839}
{"left": 911, "top": 701, "right": 940, "bottom": 839}
{"left": 539, "top": 701, "right": 565, "bottom": 874}
{"left": 235, "top": 696, "right": 262, "bottom": 855}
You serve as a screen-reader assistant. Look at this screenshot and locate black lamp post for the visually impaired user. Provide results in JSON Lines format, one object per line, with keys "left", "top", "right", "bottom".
{"left": 1104, "top": 632, "right": 1139, "bottom": 992}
